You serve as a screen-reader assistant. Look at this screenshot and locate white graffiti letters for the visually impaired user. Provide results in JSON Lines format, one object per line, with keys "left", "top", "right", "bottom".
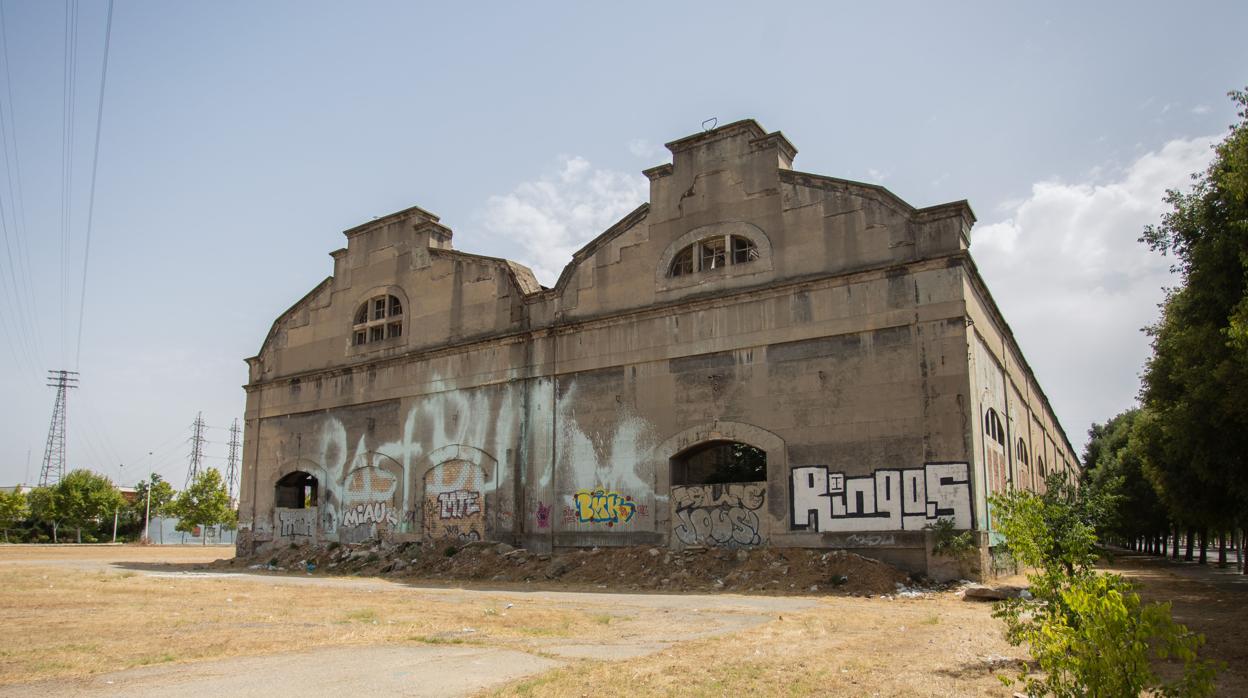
{"left": 277, "top": 508, "right": 315, "bottom": 537}
{"left": 437, "top": 489, "right": 482, "bottom": 519}
{"left": 672, "top": 482, "right": 765, "bottom": 548}
{"left": 341, "top": 501, "right": 398, "bottom": 528}
{"left": 791, "top": 462, "right": 971, "bottom": 532}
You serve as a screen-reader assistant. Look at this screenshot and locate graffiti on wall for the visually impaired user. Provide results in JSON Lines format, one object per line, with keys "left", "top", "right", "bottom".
{"left": 424, "top": 460, "right": 486, "bottom": 541}
{"left": 671, "top": 482, "right": 765, "bottom": 548}
{"left": 437, "top": 489, "right": 481, "bottom": 519}
{"left": 342, "top": 501, "right": 398, "bottom": 528}
{"left": 791, "top": 462, "right": 972, "bottom": 532}
{"left": 535, "top": 502, "right": 552, "bottom": 529}
{"left": 339, "top": 456, "right": 402, "bottom": 543}
{"left": 571, "top": 488, "right": 637, "bottom": 526}
{"left": 277, "top": 508, "right": 316, "bottom": 537}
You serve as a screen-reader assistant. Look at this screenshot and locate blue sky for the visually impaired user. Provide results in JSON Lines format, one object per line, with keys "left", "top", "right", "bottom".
{"left": 0, "top": 1, "right": 1244, "bottom": 487}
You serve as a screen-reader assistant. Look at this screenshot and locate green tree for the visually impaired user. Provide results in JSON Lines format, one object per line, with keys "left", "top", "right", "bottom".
{"left": 1139, "top": 88, "right": 1248, "bottom": 554}
{"left": 1081, "top": 410, "right": 1171, "bottom": 550}
{"left": 0, "top": 489, "right": 30, "bottom": 543}
{"left": 133, "top": 474, "right": 175, "bottom": 519}
{"left": 171, "top": 469, "right": 235, "bottom": 545}
{"left": 27, "top": 486, "right": 62, "bottom": 542}
{"left": 53, "top": 470, "right": 126, "bottom": 543}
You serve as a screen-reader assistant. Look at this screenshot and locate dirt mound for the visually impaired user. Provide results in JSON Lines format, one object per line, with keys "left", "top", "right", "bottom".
{"left": 228, "top": 541, "right": 914, "bottom": 596}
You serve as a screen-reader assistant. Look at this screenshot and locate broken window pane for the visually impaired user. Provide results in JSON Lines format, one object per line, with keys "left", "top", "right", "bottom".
{"left": 388, "top": 322, "right": 402, "bottom": 338}
{"left": 389, "top": 296, "right": 403, "bottom": 316}
{"left": 731, "top": 236, "right": 759, "bottom": 264}
{"left": 355, "top": 304, "right": 369, "bottom": 325}
{"left": 699, "top": 237, "right": 726, "bottom": 270}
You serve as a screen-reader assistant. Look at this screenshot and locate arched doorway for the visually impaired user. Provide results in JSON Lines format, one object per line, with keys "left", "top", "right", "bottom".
{"left": 274, "top": 471, "right": 318, "bottom": 538}
{"left": 669, "top": 440, "right": 767, "bottom": 548}
{"left": 423, "top": 460, "right": 486, "bottom": 542}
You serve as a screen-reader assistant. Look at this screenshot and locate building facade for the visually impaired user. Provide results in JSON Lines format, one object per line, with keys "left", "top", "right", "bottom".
{"left": 237, "top": 120, "right": 1078, "bottom": 576}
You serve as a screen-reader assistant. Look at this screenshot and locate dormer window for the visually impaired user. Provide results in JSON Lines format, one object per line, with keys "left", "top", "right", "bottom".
{"left": 353, "top": 294, "right": 403, "bottom": 346}
{"left": 668, "top": 235, "right": 758, "bottom": 277}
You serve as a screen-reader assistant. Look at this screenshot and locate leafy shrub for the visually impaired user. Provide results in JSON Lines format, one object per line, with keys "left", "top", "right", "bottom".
{"left": 991, "top": 473, "right": 1219, "bottom": 696}
{"left": 927, "top": 517, "right": 977, "bottom": 558}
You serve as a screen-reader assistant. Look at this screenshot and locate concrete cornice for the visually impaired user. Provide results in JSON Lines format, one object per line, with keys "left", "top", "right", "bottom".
{"left": 245, "top": 252, "right": 968, "bottom": 392}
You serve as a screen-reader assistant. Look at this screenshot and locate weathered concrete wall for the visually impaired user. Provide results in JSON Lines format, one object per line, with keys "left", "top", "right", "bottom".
{"left": 238, "top": 119, "right": 1076, "bottom": 578}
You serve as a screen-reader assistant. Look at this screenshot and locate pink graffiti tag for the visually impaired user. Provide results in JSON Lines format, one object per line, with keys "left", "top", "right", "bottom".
{"left": 536, "top": 502, "right": 552, "bottom": 529}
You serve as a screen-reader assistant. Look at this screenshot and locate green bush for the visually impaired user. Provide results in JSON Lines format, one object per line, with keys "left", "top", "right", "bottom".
{"left": 991, "top": 473, "right": 1219, "bottom": 696}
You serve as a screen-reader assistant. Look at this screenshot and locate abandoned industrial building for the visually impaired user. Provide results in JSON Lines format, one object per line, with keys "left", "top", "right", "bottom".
{"left": 237, "top": 119, "right": 1078, "bottom": 577}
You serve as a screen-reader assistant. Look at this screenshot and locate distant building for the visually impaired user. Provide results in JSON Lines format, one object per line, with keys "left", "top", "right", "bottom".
{"left": 238, "top": 120, "right": 1077, "bottom": 578}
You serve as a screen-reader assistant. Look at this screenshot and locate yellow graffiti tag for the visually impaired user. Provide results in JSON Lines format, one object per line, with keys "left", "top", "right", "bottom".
{"left": 573, "top": 488, "right": 636, "bottom": 526}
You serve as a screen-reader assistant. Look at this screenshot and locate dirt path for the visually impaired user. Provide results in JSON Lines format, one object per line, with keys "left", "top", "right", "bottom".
{"left": 1103, "top": 551, "right": 1248, "bottom": 697}
{"left": 0, "top": 545, "right": 816, "bottom": 696}
{"left": 0, "top": 645, "right": 560, "bottom": 698}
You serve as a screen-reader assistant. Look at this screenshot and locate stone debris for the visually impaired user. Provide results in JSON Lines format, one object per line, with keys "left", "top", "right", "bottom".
{"left": 961, "top": 583, "right": 1029, "bottom": 601}
{"left": 227, "top": 541, "right": 919, "bottom": 596}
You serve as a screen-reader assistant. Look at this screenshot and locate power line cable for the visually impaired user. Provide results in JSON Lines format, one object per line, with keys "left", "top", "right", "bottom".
{"left": 0, "top": 0, "right": 45, "bottom": 367}
{"left": 73, "top": 0, "right": 112, "bottom": 369}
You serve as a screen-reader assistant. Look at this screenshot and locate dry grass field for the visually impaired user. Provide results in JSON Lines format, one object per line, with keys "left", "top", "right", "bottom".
{"left": 0, "top": 545, "right": 1240, "bottom": 697}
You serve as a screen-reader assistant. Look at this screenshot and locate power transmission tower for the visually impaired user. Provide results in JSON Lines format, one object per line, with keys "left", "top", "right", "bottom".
{"left": 185, "top": 412, "right": 206, "bottom": 488}
{"left": 39, "top": 370, "right": 79, "bottom": 486}
{"left": 225, "top": 418, "right": 241, "bottom": 506}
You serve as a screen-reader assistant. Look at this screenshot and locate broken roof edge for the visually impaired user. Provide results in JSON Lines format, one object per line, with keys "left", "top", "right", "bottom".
{"left": 541, "top": 203, "right": 652, "bottom": 299}
{"left": 780, "top": 169, "right": 977, "bottom": 227}
{"left": 249, "top": 276, "right": 334, "bottom": 365}
{"left": 660, "top": 118, "right": 797, "bottom": 166}
{"left": 342, "top": 203, "right": 441, "bottom": 239}
{"left": 427, "top": 247, "right": 544, "bottom": 296}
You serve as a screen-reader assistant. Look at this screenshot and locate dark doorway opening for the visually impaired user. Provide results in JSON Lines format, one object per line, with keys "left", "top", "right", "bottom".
{"left": 671, "top": 441, "right": 766, "bottom": 485}
{"left": 275, "top": 471, "right": 318, "bottom": 508}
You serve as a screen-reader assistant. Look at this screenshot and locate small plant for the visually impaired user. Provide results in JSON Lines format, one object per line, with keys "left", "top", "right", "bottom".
{"left": 444, "top": 545, "right": 459, "bottom": 558}
{"left": 927, "top": 517, "right": 977, "bottom": 559}
{"left": 364, "top": 552, "right": 379, "bottom": 564}
{"left": 267, "top": 557, "right": 278, "bottom": 567}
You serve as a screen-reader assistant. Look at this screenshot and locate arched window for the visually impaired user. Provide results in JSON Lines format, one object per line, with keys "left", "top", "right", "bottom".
{"left": 671, "top": 440, "right": 766, "bottom": 485}
{"left": 984, "top": 408, "right": 1005, "bottom": 445}
{"left": 352, "top": 294, "right": 403, "bottom": 346}
{"left": 1038, "top": 456, "right": 1047, "bottom": 479}
{"left": 275, "top": 471, "right": 318, "bottom": 509}
{"left": 1016, "top": 439, "right": 1029, "bottom": 466}
{"left": 668, "top": 235, "right": 758, "bottom": 277}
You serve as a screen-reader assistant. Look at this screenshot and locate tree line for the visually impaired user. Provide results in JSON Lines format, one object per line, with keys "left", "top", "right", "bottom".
{"left": 0, "top": 468, "right": 235, "bottom": 545}
{"left": 1083, "top": 89, "right": 1248, "bottom": 572}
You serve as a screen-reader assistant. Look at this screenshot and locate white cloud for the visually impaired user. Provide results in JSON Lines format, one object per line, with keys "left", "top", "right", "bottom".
{"left": 972, "top": 136, "right": 1215, "bottom": 451}
{"left": 865, "top": 168, "right": 889, "bottom": 184}
{"left": 628, "top": 138, "right": 661, "bottom": 159}
{"left": 482, "top": 156, "right": 649, "bottom": 285}
{"left": 1191, "top": 104, "right": 1211, "bottom": 116}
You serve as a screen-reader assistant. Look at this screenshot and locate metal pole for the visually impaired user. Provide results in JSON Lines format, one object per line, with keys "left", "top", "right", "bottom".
{"left": 112, "top": 507, "right": 118, "bottom": 543}
{"left": 143, "top": 481, "right": 151, "bottom": 543}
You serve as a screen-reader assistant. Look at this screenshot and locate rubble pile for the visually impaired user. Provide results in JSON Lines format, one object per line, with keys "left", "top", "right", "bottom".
{"left": 225, "top": 540, "right": 917, "bottom": 596}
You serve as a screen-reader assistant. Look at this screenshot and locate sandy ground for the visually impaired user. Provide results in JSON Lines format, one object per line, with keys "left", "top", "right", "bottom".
{"left": 1102, "top": 552, "right": 1248, "bottom": 697}
{"left": 0, "top": 545, "right": 1239, "bottom": 697}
